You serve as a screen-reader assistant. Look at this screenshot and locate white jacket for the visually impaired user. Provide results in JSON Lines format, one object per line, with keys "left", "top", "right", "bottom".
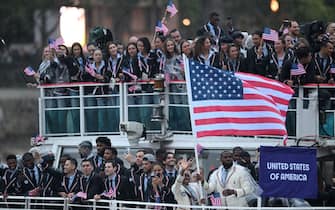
{"left": 204, "top": 164, "right": 254, "bottom": 207}
{"left": 171, "top": 174, "right": 204, "bottom": 210}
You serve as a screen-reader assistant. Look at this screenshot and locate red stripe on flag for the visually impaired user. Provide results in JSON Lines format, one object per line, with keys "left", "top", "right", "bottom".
{"left": 244, "top": 81, "right": 294, "bottom": 95}
{"left": 194, "top": 105, "right": 280, "bottom": 114}
{"left": 197, "top": 129, "right": 287, "bottom": 138}
{"left": 195, "top": 117, "right": 284, "bottom": 125}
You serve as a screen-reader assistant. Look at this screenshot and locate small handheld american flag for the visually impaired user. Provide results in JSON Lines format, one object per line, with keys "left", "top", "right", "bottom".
{"left": 209, "top": 192, "right": 222, "bottom": 206}
{"left": 262, "top": 28, "right": 279, "bottom": 42}
{"left": 85, "top": 64, "right": 96, "bottom": 77}
{"left": 155, "top": 21, "right": 169, "bottom": 36}
{"left": 330, "top": 64, "right": 335, "bottom": 74}
{"left": 166, "top": 0, "right": 178, "bottom": 17}
{"left": 23, "top": 66, "right": 36, "bottom": 76}
{"left": 290, "top": 63, "right": 306, "bottom": 76}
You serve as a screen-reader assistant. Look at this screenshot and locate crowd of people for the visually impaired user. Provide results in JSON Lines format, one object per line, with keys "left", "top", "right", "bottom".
{"left": 0, "top": 137, "right": 257, "bottom": 208}
{"left": 26, "top": 12, "right": 335, "bottom": 91}
{"left": 25, "top": 12, "right": 335, "bottom": 133}
{"left": 0, "top": 136, "right": 334, "bottom": 209}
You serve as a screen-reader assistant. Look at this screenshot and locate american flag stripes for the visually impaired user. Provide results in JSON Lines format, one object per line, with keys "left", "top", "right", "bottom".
{"left": 48, "top": 37, "right": 64, "bottom": 49}
{"left": 235, "top": 72, "right": 294, "bottom": 120}
{"left": 209, "top": 193, "right": 222, "bottom": 206}
{"left": 166, "top": 0, "right": 178, "bottom": 17}
{"left": 290, "top": 63, "right": 306, "bottom": 76}
{"left": 155, "top": 21, "right": 169, "bottom": 36}
{"left": 85, "top": 64, "right": 96, "bottom": 77}
{"left": 184, "top": 58, "right": 293, "bottom": 138}
{"left": 23, "top": 66, "right": 36, "bottom": 76}
{"left": 262, "top": 28, "right": 279, "bottom": 42}
{"left": 330, "top": 64, "right": 335, "bottom": 74}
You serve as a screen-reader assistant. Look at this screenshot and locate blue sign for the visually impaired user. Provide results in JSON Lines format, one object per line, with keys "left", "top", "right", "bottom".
{"left": 259, "top": 146, "right": 317, "bottom": 198}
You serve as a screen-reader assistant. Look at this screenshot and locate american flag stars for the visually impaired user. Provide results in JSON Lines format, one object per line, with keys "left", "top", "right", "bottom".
{"left": 190, "top": 61, "right": 243, "bottom": 101}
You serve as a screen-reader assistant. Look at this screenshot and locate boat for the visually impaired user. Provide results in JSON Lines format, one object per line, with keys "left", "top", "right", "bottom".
{"left": 13, "top": 79, "right": 334, "bottom": 210}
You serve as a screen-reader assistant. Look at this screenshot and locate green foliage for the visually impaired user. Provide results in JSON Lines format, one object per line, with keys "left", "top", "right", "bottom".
{"left": 293, "top": 0, "right": 335, "bottom": 22}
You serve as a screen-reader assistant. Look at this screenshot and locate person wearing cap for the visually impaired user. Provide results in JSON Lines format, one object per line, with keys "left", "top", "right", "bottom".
{"left": 78, "top": 141, "right": 94, "bottom": 160}
{"left": 40, "top": 153, "right": 62, "bottom": 197}
{"left": 231, "top": 30, "right": 247, "bottom": 58}
{"left": 134, "top": 153, "right": 156, "bottom": 202}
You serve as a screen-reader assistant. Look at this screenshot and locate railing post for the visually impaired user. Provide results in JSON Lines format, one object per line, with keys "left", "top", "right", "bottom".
{"left": 296, "top": 86, "right": 303, "bottom": 139}
{"left": 39, "top": 87, "right": 46, "bottom": 136}
{"left": 111, "top": 199, "right": 117, "bottom": 210}
{"left": 63, "top": 197, "right": 68, "bottom": 210}
{"left": 92, "top": 199, "right": 97, "bottom": 210}
{"left": 165, "top": 81, "right": 170, "bottom": 131}
{"left": 79, "top": 85, "right": 85, "bottom": 136}
{"left": 316, "top": 86, "right": 320, "bottom": 142}
{"left": 257, "top": 196, "right": 262, "bottom": 210}
{"left": 123, "top": 83, "right": 128, "bottom": 125}
{"left": 25, "top": 197, "right": 30, "bottom": 210}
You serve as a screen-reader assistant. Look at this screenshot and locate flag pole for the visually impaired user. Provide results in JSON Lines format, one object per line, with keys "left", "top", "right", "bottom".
{"left": 194, "top": 144, "right": 205, "bottom": 204}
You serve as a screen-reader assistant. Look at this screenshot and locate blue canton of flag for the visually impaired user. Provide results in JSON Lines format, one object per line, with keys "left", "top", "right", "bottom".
{"left": 189, "top": 62, "right": 243, "bottom": 101}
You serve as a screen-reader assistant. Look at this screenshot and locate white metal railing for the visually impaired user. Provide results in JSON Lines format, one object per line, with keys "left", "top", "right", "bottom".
{"left": 37, "top": 82, "right": 335, "bottom": 141}
{"left": 0, "top": 196, "right": 334, "bottom": 210}
{"left": 38, "top": 81, "right": 192, "bottom": 137}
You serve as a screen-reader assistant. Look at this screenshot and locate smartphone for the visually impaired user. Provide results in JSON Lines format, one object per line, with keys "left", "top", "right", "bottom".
{"left": 283, "top": 20, "right": 290, "bottom": 27}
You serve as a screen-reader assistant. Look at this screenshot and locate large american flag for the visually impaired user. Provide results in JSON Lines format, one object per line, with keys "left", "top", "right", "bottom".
{"left": 185, "top": 59, "right": 293, "bottom": 138}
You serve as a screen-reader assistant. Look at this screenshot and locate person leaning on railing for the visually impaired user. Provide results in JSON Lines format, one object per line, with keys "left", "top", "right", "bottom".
{"left": 94, "top": 160, "right": 129, "bottom": 202}
{"left": 121, "top": 42, "right": 145, "bottom": 123}
{"left": 280, "top": 46, "right": 316, "bottom": 87}
{"left": 58, "top": 158, "right": 81, "bottom": 203}
{"left": 82, "top": 48, "right": 110, "bottom": 132}
{"left": 313, "top": 37, "right": 334, "bottom": 111}
{"left": 105, "top": 41, "right": 124, "bottom": 131}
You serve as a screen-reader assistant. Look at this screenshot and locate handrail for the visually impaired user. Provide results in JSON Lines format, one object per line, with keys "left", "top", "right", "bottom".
{"left": 0, "top": 196, "right": 334, "bottom": 210}
{"left": 36, "top": 81, "right": 335, "bottom": 141}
